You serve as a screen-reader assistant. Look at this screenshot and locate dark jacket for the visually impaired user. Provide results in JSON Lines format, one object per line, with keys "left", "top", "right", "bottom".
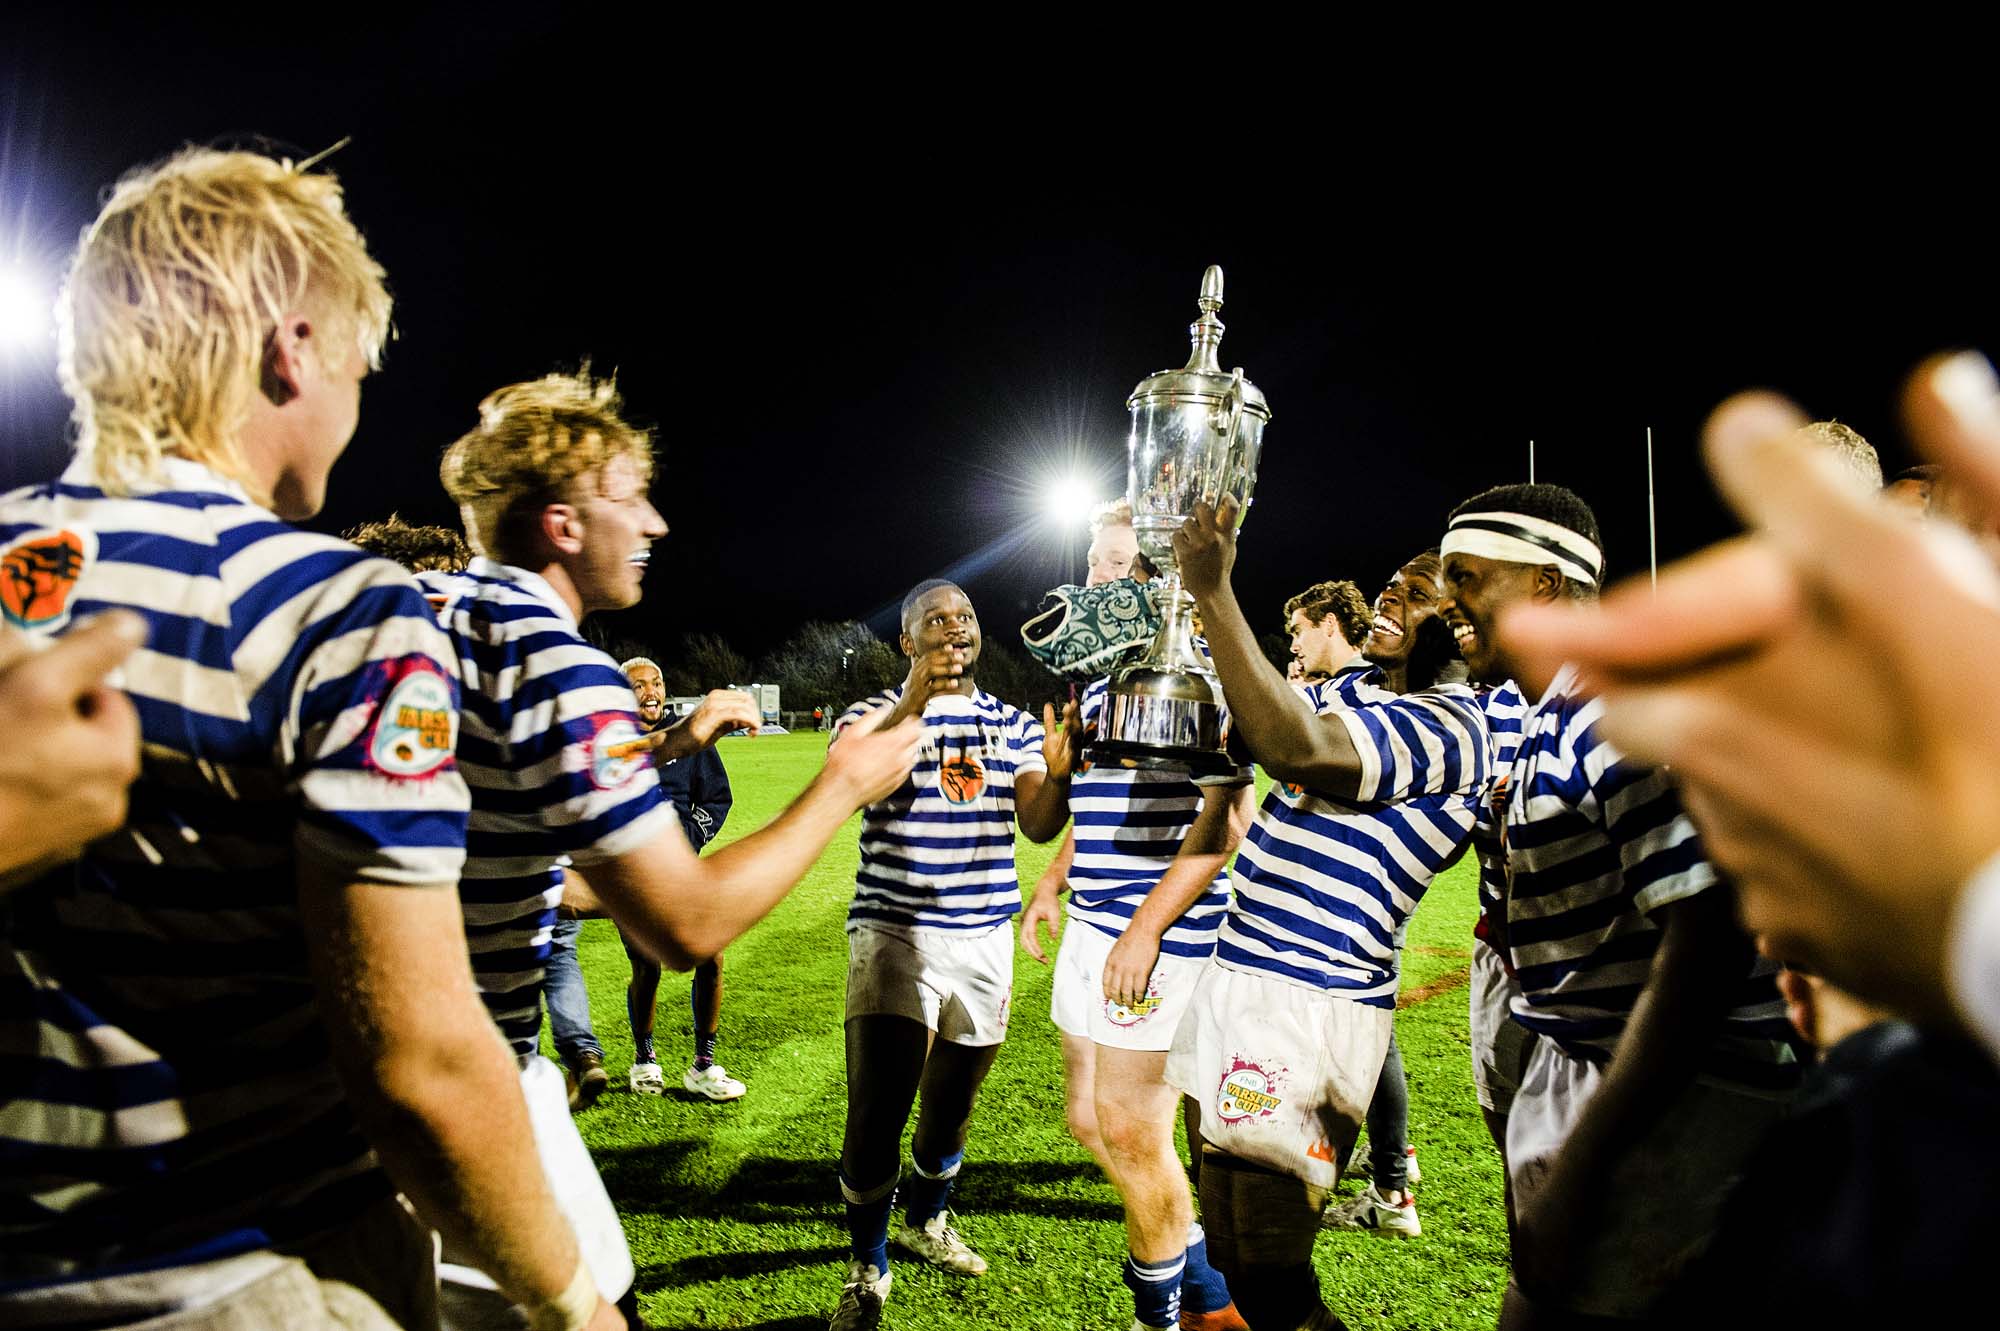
{"left": 653, "top": 729, "right": 732, "bottom": 851}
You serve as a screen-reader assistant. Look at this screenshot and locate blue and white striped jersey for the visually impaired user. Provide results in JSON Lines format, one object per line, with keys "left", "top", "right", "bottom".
{"left": 1471, "top": 680, "right": 1528, "bottom": 935}
{"left": 1216, "top": 670, "right": 1489, "bottom": 1004}
{"left": 1501, "top": 667, "right": 1795, "bottom": 1084}
{"left": 419, "top": 558, "right": 675, "bottom": 1056}
{"left": 0, "top": 457, "right": 470, "bottom": 1285}
{"left": 1066, "top": 676, "right": 1229, "bottom": 957}
{"left": 835, "top": 687, "right": 1046, "bottom": 933}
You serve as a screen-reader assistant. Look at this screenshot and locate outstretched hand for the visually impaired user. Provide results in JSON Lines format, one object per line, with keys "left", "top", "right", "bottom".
{"left": 1496, "top": 353, "right": 2000, "bottom": 1023}
{"left": 824, "top": 704, "right": 925, "bottom": 808}
{"left": 1040, "top": 698, "right": 1082, "bottom": 778}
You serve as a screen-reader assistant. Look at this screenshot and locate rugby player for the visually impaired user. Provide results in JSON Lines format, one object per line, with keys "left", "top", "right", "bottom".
{"left": 1019, "top": 506, "right": 1254, "bottom": 1331}
{"left": 829, "top": 579, "right": 1076, "bottom": 1331}
{"left": 1160, "top": 500, "right": 1494, "bottom": 1331}
{"left": 1307, "top": 556, "right": 1462, "bottom": 1240}
{"left": 1436, "top": 483, "right": 1797, "bottom": 1326}
{"left": 346, "top": 513, "right": 473, "bottom": 572}
{"left": 0, "top": 148, "right": 615, "bottom": 1331}
{"left": 619, "top": 655, "right": 745, "bottom": 1101}
{"left": 424, "top": 370, "right": 921, "bottom": 1327}
{"left": 1282, "top": 579, "right": 1370, "bottom": 679}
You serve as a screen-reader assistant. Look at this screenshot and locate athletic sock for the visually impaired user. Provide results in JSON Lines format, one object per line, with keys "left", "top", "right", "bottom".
{"left": 902, "top": 1148, "right": 963, "bottom": 1226}
{"left": 1181, "top": 1222, "right": 1234, "bottom": 1314}
{"left": 627, "top": 989, "right": 654, "bottom": 1065}
{"left": 840, "top": 1170, "right": 898, "bottom": 1273}
{"left": 693, "top": 1024, "right": 718, "bottom": 1072}
{"left": 1124, "top": 1249, "right": 1186, "bottom": 1328}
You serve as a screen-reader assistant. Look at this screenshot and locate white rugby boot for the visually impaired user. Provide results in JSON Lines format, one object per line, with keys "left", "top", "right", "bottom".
{"left": 828, "top": 1260, "right": 890, "bottom": 1330}
{"left": 890, "top": 1210, "right": 987, "bottom": 1275}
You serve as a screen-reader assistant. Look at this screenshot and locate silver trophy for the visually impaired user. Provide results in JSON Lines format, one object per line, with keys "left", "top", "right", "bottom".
{"left": 1093, "top": 265, "right": 1271, "bottom": 775}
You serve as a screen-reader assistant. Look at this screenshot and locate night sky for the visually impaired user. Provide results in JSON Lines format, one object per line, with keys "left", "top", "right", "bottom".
{"left": 6, "top": 20, "right": 1996, "bottom": 665}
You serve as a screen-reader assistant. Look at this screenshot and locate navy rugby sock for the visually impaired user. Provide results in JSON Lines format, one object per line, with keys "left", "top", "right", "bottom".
{"left": 902, "top": 1148, "right": 963, "bottom": 1226}
{"left": 1180, "top": 1222, "right": 1234, "bottom": 1313}
{"left": 1125, "top": 1250, "right": 1186, "bottom": 1328}
{"left": 840, "top": 1171, "right": 897, "bottom": 1273}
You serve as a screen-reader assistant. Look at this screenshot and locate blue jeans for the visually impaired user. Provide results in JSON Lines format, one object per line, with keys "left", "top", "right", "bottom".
{"left": 544, "top": 919, "right": 602, "bottom": 1060}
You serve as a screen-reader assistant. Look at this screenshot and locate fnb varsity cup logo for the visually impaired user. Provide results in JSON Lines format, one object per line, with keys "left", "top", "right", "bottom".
{"left": 1215, "top": 1057, "right": 1285, "bottom": 1123}
{"left": 589, "top": 716, "right": 649, "bottom": 790}
{"left": 370, "top": 667, "right": 457, "bottom": 779}
{"left": 0, "top": 528, "right": 96, "bottom": 633}
{"left": 1105, "top": 974, "right": 1165, "bottom": 1027}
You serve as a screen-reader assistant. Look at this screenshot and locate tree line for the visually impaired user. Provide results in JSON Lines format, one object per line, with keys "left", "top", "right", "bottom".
{"left": 591, "top": 619, "right": 1295, "bottom": 721}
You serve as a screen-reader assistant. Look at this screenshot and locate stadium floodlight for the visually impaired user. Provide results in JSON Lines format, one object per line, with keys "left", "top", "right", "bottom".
{"left": 1046, "top": 475, "right": 1099, "bottom": 528}
{"left": 0, "top": 261, "right": 53, "bottom": 359}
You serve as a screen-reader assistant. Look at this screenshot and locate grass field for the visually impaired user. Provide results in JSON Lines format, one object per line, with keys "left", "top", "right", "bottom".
{"left": 544, "top": 733, "right": 1508, "bottom": 1330}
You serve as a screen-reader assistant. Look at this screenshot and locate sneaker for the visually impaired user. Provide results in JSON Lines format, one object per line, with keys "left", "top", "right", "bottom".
{"left": 629, "top": 1061, "right": 667, "bottom": 1095}
{"left": 565, "top": 1052, "right": 608, "bottom": 1112}
{"left": 1324, "top": 1183, "right": 1421, "bottom": 1238}
{"left": 682, "top": 1062, "right": 747, "bottom": 1101}
{"left": 891, "top": 1211, "right": 987, "bottom": 1275}
{"left": 829, "top": 1260, "right": 891, "bottom": 1331}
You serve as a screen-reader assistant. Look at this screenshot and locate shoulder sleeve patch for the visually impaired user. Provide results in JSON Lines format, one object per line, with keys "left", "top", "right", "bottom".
{"left": 584, "top": 713, "right": 651, "bottom": 791}
{"left": 367, "top": 661, "right": 458, "bottom": 779}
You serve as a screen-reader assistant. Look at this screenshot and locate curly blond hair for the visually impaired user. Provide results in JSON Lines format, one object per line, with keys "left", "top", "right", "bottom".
{"left": 439, "top": 369, "right": 654, "bottom": 561}
{"left": 57, "top": 146, "right": 391, "bottom": 496}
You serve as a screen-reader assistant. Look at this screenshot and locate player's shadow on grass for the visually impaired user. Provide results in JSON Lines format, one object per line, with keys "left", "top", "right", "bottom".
{"left": 596, "top": 1146, "right": 1124, "bottom": 1225}
{"left": 637, "top": 1244, "right": 846, "bottom": 1285}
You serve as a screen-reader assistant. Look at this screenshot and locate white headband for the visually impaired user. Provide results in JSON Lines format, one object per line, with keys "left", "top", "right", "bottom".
{"left": 1441, "top": 510, "right": 1602, "bottom": 587}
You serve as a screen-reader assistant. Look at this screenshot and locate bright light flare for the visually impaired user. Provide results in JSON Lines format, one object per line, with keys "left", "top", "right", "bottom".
{"left": 0, "top": 262, "right": 53, "bottom": 358}
{"left": 1047, "top": 475, "right": 1099, "bottom": 528}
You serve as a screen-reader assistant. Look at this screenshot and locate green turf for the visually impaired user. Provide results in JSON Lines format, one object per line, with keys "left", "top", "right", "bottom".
{"left": 547, "top": 732, "right": 1507, "bottom": 1329}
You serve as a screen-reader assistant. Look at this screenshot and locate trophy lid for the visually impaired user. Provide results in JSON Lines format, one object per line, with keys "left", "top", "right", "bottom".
{"left": 1125, "top": 265, "right": 1271, "bottom": 419}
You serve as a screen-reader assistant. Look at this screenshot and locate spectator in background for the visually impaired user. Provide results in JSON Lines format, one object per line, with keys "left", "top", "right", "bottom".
{"left": 345, "top": 513, "right": 473, "bottom": 572}
{"left": 619, "top": 655, "right": 744, "bottom": 1101}
{"left": 1283, "top": 579, "right": 1371, "bottom": 678}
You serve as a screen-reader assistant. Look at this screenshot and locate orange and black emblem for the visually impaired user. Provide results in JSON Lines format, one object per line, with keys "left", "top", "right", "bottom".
{"left": 1, "top": 529, "right": 92, "bottom": 631}
{"left": 937, "top": 752, "right": 987, "bottom": 805}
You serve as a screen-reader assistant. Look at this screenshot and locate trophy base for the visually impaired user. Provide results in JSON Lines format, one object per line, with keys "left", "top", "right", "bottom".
{"left": 1087, "top": 737, "right": 1244, "bottom": 780}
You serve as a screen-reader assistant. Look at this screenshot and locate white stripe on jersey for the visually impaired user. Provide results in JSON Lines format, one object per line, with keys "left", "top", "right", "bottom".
{"left": 1500, "top": 667, "right": 1796, "bottom": 1085}
{"left": 836, "top": 687, "right": 1045, "bottom": 933}
{"left": 1471, "top": 680, "right": 1528, "bottom": 930}
{"left": 1065, "top": 677, "right": 1230, "bottom": 957}
{"left": 1216, "top": 670, "right": 1488, "bottom": 1005}
{"left": 420, "top": 558, "right": 674, "bottom": 1056}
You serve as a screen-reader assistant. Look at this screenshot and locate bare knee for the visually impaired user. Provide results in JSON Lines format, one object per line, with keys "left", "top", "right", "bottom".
{"left": 1066, "top": 1098, "right": 1106, "bottom": 1156}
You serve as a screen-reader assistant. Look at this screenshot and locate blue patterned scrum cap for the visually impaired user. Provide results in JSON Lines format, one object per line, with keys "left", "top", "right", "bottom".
{"left": 1019, "top": 578, "right": 1162, "bottom": 681}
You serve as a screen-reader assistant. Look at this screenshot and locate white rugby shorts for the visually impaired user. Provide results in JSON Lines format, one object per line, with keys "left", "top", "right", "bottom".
{"left": 1049, "top": 918, "right": 1206, "bottom": 1052}
{"left": 1165, "top": 961, "right": 1393, "bottom": 1191}
{"left": 439, "top": 1054, "right": 633, "bottom": 1328}
{"left": 1505, "top": 1038, "right": 1786, "bottom": 1318}
{"left": 845, "top": 922, "right": 1014, "bottom": 1047}
{"left": 1469, "top": 938, "right": 1537, "bottom": 1115}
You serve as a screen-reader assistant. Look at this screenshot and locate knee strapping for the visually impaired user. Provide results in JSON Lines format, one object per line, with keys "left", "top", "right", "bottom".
{"left": 839, "top": 1170, "right": 899, "bottom": 1207}
{"left": 1195, "top": 1149, "right": 1325, "bottom": 1284}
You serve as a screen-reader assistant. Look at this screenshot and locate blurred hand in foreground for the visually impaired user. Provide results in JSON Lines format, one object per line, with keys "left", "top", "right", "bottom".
{"left": 0, "top": 612, "right": 147, "bottom": 881}
{"left": 1497, "top": 353, "right": 2000, "bottom": 1026}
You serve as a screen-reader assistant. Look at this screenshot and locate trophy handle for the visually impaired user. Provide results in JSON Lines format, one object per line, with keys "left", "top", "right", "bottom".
{"left": 1206, "top": 369, "right": 1246, "bottom": 518}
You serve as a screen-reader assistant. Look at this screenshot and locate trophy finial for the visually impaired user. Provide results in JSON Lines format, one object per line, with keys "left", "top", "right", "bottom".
{"left": 1186, "top": 265, "right": 1226, "bottom": 373}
